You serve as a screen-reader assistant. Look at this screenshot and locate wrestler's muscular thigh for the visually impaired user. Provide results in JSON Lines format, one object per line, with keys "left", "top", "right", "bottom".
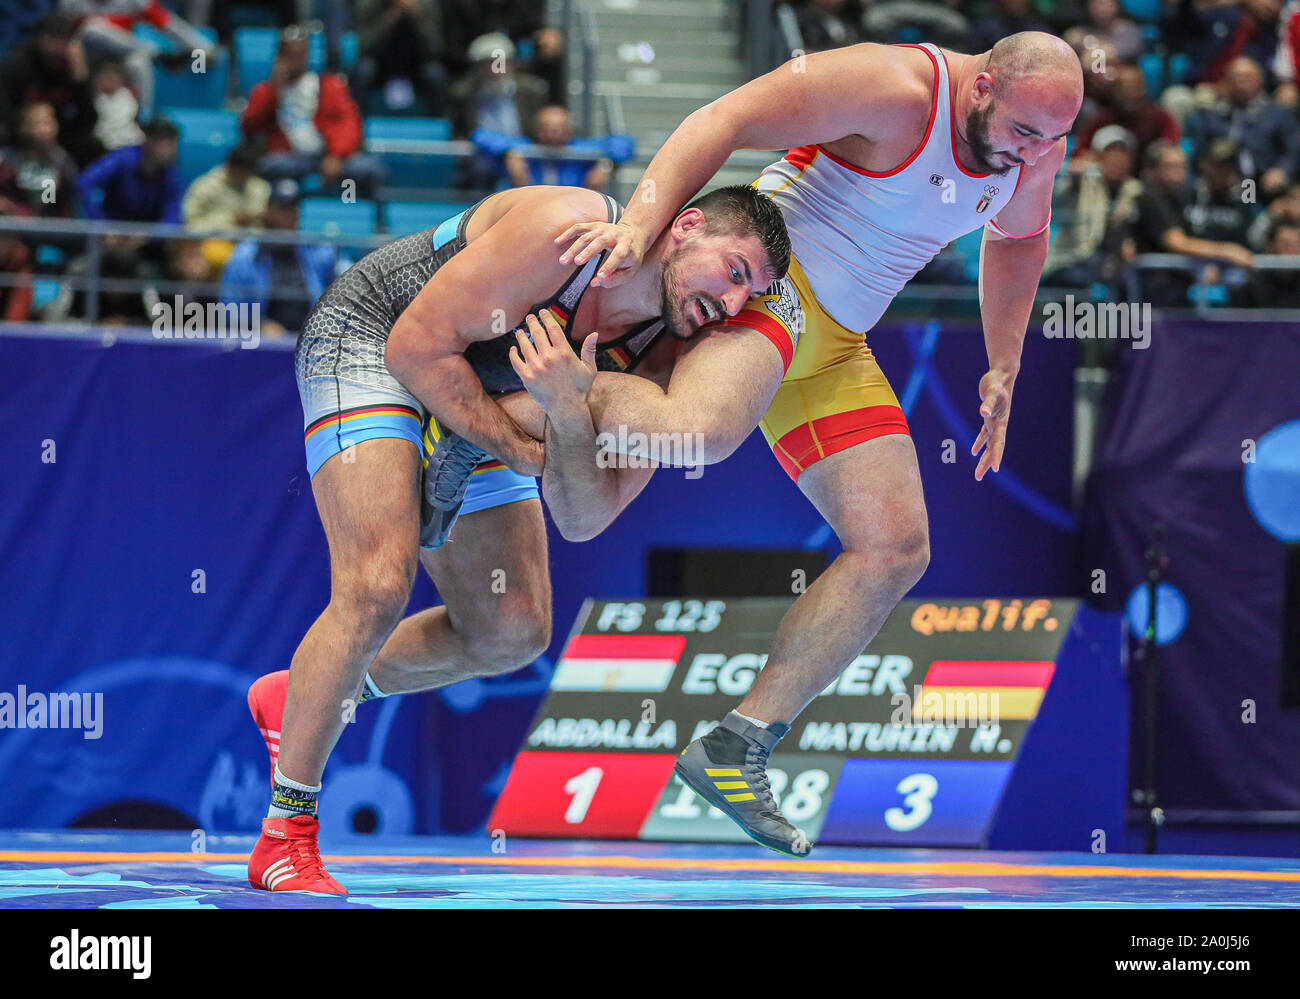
{"left": 278, "top": 437, "right": 422, "bottom": 785}
{"left": 738, "top": 433, "right": 930, "bottom": 722}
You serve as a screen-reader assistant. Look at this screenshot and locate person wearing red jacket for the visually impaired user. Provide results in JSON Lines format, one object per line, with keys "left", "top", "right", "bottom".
{"left": 241, "top": 26, "right": 384, "bottom": 198}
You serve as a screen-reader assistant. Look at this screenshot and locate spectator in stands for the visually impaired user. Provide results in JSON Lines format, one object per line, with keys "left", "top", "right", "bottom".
{"left": 968, "top": 0, "right": 1053, "bottom": 56}
{"left": 182, "top": 142, "right": 270, "bottom": 274}
{"left": 504, "top": 106, "right": 612, "bottom": 191}
{"left": 220, "top": 179, "right": 344, "bottom": 338}
{"left": 1186, "top": 56, "right": 1299, "bottom": 198}
{"left": 1045, "top": 124, "right": 1143, "bottom": 287}
{"left": 1130, "top": 139, "right": 1255, "bottom": 305}
{"left": 1274, "top": 0, "right": 1300, "bottom": 103}
{"left": 1185, "top": 0, "right": 1285, "bottom": 86}
{"left": 77, "top": 115, "right": 182, "bottom": 223}
{"left": 0, "top": 237, "right": 34, "bottom": 321}
{"left": 59, "top": 0, "right": 214, "bottom": 115}
{"left": 1248, "top": 219, "right": 1300, "bottom": 304}
{"left": 90, "top": 57, "right": 144, "bottom": 152}
{"left": 0, "top": 12, "right": 102, "bottom": 167}
{"left": 1064, "top": 0, "right": 1144, "bottom": 64}
{"left": 1077, "top": 64, "right": 1180, "bottom": 173}
{"left": 142, "top": 236, "right": 219, "bottom": 320}
{"left": 48, "top": 231, "right": 155, "bottom": 323}
{"left": 861, "top": 0, "right": 969, "bottom": 49}
{"left": 242, "top": 26, "right": 384, "bottom": 200}
{"left": 52, "top": 234, "right": 209, "bottom": 327}
{"left": 183, "top": 144, "right": 270, "bottom": 232}
{"left": 0, "top": 102, "right": 81, "bottom": 218}
{"left": 450, "top": 33, "right": 551, "bottom": 141}
{"left": 1247, "top": 180, "right": 1300, "bottom": 246}
{"left": 1074, "top": 35, "right": 1120, "bottom": 123}
{"left": 443, "top": 0, "right": 565, "bottom": 104}
{"left": 353, "top": 0, "right": 450, "bottom": 115}
{"left": 795, "top": 0, "right": 867, "bottom": 52}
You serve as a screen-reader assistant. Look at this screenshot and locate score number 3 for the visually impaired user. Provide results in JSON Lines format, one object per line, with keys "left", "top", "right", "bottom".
{"left": 884, "top": 772, "right": 937, "bottom": 832}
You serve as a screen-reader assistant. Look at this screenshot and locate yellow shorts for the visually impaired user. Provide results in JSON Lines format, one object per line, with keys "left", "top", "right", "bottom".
{"left": 725, "top": 253, "right": 909, "bottom": 481}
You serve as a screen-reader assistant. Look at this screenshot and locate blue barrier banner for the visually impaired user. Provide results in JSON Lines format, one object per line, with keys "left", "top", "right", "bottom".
{"left": 1083, "top": 320, "right": 1300, "bottom": 815}
{"left": 0, "top": 320, "right": 1083, "bottom": 837}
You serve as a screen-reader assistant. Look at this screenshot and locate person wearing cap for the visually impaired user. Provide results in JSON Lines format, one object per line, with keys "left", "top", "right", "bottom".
{"left": 77, "top": 115, "right": 182, "bottom": 223}
{"left": 220, "top": 178, "right": 347, "bottom": 337}
{"left": 241, "top": 25, "right": 384, "bottom": 199}
{"left": 1045, "top": 123, "right": 1142, "bottom": 286}
{"left": 449, "top": 32, "right": 549, "bottom": 140}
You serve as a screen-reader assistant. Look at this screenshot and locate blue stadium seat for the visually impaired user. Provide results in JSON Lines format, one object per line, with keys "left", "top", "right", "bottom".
{"left": 165, "top": 107, "right": 241, "bottom": 185}
{"left": 31, "top": 279, "right": 60, "bottom": 312}
{"left": 1168, "top": 53, "right": 1190, "bottom": 86}
{"left": 229, "top": 2, "right": 279, "bottom": 29}
{"left": 364, "top": 117, "right": 456, "bottom": 191}
{"left": 1139, "top": 53, "right": 1163, "bottom": 98}
{"left": 384, "top": 200, "right": 471, "bottom": 235}
{"left": 131, "top": 25, "right": 225, "bottom": 113}
{"left": 308, "top": 31, "right": 358, "bottom": 72}
{"left": 234, "top": 27, "right": 278, "bottom": 95}
{"left": 299, "top": 198, "right": 378, "bottom": 236}
{"left": 1120, "top": 0, "right": 1162, "bottom": 22}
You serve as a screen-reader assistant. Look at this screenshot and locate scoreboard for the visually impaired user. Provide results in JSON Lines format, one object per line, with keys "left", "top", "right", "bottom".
{"left": 489, "top": 597, "right": 1105, "bottom": 847}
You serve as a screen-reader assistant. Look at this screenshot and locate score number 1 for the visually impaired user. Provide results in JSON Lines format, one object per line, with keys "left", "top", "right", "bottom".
{"left": 563, "top": 767, "right": 604, "bottom": 824}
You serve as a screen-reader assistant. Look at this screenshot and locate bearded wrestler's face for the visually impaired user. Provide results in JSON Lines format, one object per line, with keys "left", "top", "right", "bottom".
{"left": 659, "top": 222, "right": 774, "bottom": 339}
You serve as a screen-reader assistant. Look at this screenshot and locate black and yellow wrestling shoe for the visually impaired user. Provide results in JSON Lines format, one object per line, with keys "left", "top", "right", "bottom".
{"left": 419, "top": 422, "right": 486, "bottom": 549}
{"left": 674, "top": 711, "right": 812, "bottom": 858}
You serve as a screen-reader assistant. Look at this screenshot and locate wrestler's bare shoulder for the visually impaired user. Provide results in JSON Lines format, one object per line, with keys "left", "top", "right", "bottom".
{"left": 465, "top": 186, "right": 611, "bottom": 242}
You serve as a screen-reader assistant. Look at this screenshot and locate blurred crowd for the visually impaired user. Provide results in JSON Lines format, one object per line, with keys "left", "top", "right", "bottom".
{"left": 0, "top": 2, "right": 588, "bottom": 325}
{"left": 3, "top": 0, "right": 1300, "bottom": 325}
{"left": 786, "top": 0, "right": 1300, "bottom": 305}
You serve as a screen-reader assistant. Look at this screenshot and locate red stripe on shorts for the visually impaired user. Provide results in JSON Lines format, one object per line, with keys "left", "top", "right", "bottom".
{"left": 774, "top": 405, "right": 910, "bottom": 480}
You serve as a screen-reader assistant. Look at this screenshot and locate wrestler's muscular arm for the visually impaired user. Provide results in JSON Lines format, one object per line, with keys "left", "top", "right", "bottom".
{"left": 385, "top": 190, "right": 609, "bottom": 476}
{"left": 585, "top": 327, "right": 785, "bottom": 464}
{"left": 509, "top": 311, "right": 656, "bottom": 540}
{"left": 557, "top": 45, "right": 930, "bottom": 459}
{"left": 970, "top": 139, "right": 1064, "bottom": 480}
{"left": 558, "top": 43, "right": 926, "bottom": 282}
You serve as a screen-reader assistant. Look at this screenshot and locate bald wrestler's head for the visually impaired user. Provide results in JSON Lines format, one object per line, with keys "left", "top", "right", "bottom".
{"left": 964, "top": 31, "right": 1084, "bottom": 175}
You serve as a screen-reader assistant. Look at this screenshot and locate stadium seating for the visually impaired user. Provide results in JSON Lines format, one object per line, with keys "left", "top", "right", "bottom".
{"left": 166, "top": 107, "right": 242, "bottom": 185}
{"left": 364, "top": 117, "right": 456, "bottom": 192}
{"left": 383, "top": 201, "right": 471, "bottom": 235}
{"left": 299, "top": 197, "right": 378, "bottom": 236}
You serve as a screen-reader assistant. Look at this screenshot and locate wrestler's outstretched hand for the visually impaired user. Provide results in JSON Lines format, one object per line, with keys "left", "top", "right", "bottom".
{"left": 554, "top": 219, "right": 647, "bottom": 287}
{"left": 508, "top": 309, "right": 598, "bottom": 416}
{"left": 972, "top": 366, "right": 1014, "bottom": 481}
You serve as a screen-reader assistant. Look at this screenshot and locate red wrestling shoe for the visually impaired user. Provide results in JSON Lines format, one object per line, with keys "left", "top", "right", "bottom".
{"left": 247, "top": 814, "right": 346, "bottom": 894}
{"left": 248, "top": 669, "right": 289, "bottom": 784}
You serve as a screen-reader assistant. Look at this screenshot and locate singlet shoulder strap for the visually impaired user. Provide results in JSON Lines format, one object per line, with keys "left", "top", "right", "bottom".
{"left": 540, "top": 193, "right": 623, "bottom": 316}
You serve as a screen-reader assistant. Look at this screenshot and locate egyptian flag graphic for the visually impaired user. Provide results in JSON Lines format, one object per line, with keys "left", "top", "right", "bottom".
{"left": 550, "top": 634, "right": 687, "bottom": 692}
